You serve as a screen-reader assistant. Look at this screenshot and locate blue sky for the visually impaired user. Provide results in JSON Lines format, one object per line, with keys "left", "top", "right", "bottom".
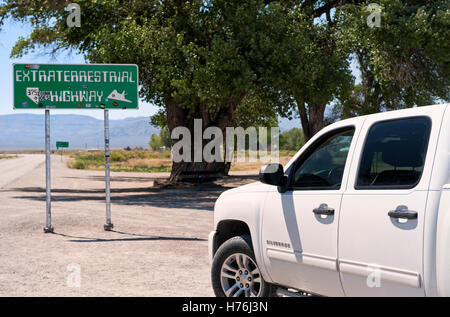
{"left": 0, "top": 19, "right": 159, "bottom": 120}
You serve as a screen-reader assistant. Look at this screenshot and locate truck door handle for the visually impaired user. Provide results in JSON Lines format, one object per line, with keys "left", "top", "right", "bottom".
{"left": 388, "top": 205, "right": 418, "bottom": 220}
{"left": 313, "top": 204, "right": 335, "bottom": 216}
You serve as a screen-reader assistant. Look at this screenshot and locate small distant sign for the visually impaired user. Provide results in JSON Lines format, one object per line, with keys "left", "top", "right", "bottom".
{"left": 13, "top": 64, "right": 138, "bottom": 110}
{"left": 56, "top": 141, "right": 69, "bottom": 149}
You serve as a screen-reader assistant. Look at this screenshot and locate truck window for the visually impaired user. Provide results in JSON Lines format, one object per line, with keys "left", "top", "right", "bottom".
{"left": 356, "top": 116, "right": 431, "bottom": 189}
{"left": 290, "top": 128, "right": 355, "bottom": 190}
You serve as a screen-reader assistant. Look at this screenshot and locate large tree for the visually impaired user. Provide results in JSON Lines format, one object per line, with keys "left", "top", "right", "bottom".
{"left": 1, "top": 0, "right": 448, "bottom": 182}
{"left": 335, "top": 0, "right": 449, "bottom": 118}
{"left": 271, "top": 0, "right": 448, "bottom": 139}
{"left": 277, "top": 5, "right": 354, "bottom": 140}
{"left": 1, "top": 0, "right": 295, "bottom": 182}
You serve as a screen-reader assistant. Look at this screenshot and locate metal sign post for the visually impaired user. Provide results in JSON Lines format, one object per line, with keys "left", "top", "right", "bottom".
{"left": 44, "top": 109, "right": 54, "bottom": 233}
{"left": 56, "top": 141, "right": 69, "bottom": 162}
{"left": 13, "top": 63, "right": 138, "bottom": 232}
{"left": 103, "top": 109, "right": 113, "bottom": 231}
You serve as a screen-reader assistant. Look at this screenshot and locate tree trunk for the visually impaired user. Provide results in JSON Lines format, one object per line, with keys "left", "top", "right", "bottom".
{"left": 169, "top": 161, "right": 231, "bottom": 183}
{"left": 297, "top": 101, "right": 326, "bottom": 141}
{"left": 165, "top": 99, "right": 237, "bottom": 184}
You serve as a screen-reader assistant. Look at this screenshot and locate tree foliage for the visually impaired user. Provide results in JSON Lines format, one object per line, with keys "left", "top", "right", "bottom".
{"left": 159, "top": 126, "right": 172, "bottom": 148}
{"left": 335, "top": 0, "right": 450, "bottom": 117}
{"left": 280, "top": 128, "right": 305, "bottom": 151}
{"left": 149, "top": 133, "right": 162, "bottom": 151}
{"left": 1, "top": 0, "right": 448, "bottom": 179}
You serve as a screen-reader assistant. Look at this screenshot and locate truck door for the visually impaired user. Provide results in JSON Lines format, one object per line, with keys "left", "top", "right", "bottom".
{"left": 261, "top": 123, "right": 361, "bottom": 296}
{"left": 338, "top": 112, "right": 443, "bottom": 296}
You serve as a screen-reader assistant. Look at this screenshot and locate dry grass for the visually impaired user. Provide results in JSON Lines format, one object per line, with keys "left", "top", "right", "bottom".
{"left": 67, "top": 149, "right": 297, "bottom": 173}
{"left": 67, "top": 150, "right": 172, "bottom": 172}
{"left": 0, "top": 154, "right": 18, "bottom": 160}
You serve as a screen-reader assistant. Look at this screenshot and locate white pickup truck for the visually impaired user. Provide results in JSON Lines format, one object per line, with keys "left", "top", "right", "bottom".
{"left": 209, "top": 103, "right": 450, "bottom": 297}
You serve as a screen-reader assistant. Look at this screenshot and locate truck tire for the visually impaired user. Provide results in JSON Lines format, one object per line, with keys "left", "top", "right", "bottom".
{"left": 211, "top": 235, "right": 274, "bottom": 297}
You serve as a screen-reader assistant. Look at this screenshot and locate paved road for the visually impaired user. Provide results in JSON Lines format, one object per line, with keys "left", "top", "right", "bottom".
{"left": 0, "top": 154, "right": 45, "bottom": 189}
{"left": 0, "top": 154, "right": 257, "bottom": 296}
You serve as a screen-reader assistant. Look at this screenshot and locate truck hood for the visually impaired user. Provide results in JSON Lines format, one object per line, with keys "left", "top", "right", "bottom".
{"left": 213, "top": 181, "right": 275, "bottom": 227}
{"left": 220, "top": 181, "right": 276, "bottom": 197}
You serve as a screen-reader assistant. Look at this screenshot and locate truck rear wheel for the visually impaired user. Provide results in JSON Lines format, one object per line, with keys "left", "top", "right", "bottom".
{"left": 211, "top": 235, "right": 274, "bottom": 297}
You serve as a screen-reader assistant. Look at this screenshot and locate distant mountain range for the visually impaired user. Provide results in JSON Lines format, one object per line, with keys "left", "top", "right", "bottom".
{"left": 0, "top": 113, "right": 302, "bottom": 151}
{"left": 0, "top": 114, "right": 159, "bottom": 150}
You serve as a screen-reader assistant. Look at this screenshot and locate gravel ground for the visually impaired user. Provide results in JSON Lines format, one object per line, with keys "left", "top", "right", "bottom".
{"left": 0, "top": 154, "right": 257, "bottom": 296}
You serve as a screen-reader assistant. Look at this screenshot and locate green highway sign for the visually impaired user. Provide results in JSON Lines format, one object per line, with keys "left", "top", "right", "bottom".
{"left": 13, "top": 64, "right": 138, "bottom": 110}
{"left": 56, "top": 141, "right": 69, "bottom": 149}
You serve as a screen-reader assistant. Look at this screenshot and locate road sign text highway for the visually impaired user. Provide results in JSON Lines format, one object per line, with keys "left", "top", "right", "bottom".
{"left": 13, "top": 64, "right": 138, "bottom": 110}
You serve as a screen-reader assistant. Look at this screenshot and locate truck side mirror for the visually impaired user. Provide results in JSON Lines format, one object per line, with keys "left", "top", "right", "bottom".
{"left": 259, "top": 163, "right": 287, "bottom": 187}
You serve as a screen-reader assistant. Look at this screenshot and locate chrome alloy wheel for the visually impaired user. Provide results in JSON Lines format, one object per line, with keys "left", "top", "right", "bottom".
{"left": 220, "top": 253, "right": 262, "bottom": 297}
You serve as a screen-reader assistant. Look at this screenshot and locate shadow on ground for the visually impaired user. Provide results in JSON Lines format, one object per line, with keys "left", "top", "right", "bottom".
{"left": 65, "top": 174, "right": 259, "bottom": 183}
{"left": 7, "top": 186, "right": 227, "bottom": 211}
{"left": 52, "top": 230, "right": 207, "bottom": 243}
{"left": 64, "top": 175, "right": 163, "bottom": 182}
{"left": 5, "top": 174, "right": 258, "bottom": 211}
